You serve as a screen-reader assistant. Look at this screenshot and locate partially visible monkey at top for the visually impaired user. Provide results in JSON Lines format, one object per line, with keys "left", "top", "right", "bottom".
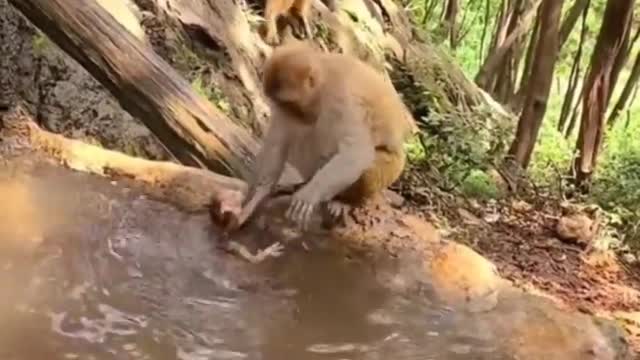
{"left": 261, "top": 0, "right": 312, "bottom": 45}
{"left": 228, "top": 41, "right": 416, "bottom": 232}
{"left": 261, "top": 0, "right": 339, "bottom": 46}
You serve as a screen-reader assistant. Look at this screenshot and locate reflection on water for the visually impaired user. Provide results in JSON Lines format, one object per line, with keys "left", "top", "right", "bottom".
{"left": 0, "top": 159, "right": 540, "bottom": 359}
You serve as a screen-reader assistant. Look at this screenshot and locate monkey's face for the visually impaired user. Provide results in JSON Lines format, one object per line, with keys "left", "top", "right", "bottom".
{"left": 263, "top": 55, "right": 320, "bottom": 121}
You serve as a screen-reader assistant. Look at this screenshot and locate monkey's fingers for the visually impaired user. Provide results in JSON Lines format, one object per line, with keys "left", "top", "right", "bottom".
{"left": 291, "top": 202, "right": 314, "bottom": 231}
{"left": 286, "top": 199, "right": 310, "bottom": 230}
{"left": 300, "top": 203, "right": 314, "bottom": 231}
{"left": 285, "top": 199, "right": 303, "bottom": 222}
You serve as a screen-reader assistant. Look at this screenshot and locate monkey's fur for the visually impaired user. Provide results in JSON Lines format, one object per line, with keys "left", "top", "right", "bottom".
{"left": 262, "top": 0, "right": 313, "bottom": 45}
{"left": 231, "top": 42, "right": 415, "bottom": 231}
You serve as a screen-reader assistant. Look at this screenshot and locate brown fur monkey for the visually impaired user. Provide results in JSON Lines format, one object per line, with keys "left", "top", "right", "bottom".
{"left": 262, "top": 0, "right": 313, "bottom": 45}
{"left": 229, "top": 42, "right": 414, "bottom": 231}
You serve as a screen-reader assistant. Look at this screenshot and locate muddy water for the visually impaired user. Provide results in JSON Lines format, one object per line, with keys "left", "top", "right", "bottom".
{"left": 0, "top": 159, "right": 594, "bottom": 360}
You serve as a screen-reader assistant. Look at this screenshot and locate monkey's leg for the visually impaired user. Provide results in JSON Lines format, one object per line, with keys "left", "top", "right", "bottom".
{"left": 322, "top": 149, "right": 404, "bottom": 227}
{"left": 290, "top": 1, "right": 312, "bottom": 39}
{"left": 263, "top": 5, "right": 281, "bottom": 45}
{"left": 332, "top": 148, "right": 406, "bottom": 212}
{"left": 320, "top": 0, "right": 338, "bottom": 11}
{"left": 286, "top": 130, "right": 376, "bottom": 229}
{"left": 301, "top": 16, "right": 312, "bottom": 40}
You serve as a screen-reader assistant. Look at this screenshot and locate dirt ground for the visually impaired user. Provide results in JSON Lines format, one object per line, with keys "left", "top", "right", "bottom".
{"left": 397, "top": 173, "right": 640, "bottom": 352}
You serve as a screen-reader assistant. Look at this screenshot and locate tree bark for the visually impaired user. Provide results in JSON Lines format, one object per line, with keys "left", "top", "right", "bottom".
{"left": 573, "top": 0, "right": 635, "bottom": 187}
{"left": 511, "top": 7, "right": 540, "bottom": 111}
{"left": 475, "top": 0, "right": 542, "bottom": 90}
{"left": 492, "top": 0, "right": 530, "bottom": 102}
{"left": 489, "top": 0, "right": 514, "bottom": 54}
{"left": 557, "top": 3, "right": 589, "bottom": 133}
{"left": 443, "top": 0, "right": 459, "bottom": 48}
{"left": 1, "top": 105, "right": 247, "bottom": 213}
{"left": 478, "top": 0, "right": 492, "bottom": 64}
{"left": 606, "top": 21, "right": 633, "bottom": 103}
{"left": 564, "top": 84, "right": 583, "bottom": 138}
{"left": 559, "top": 0, "right": 590, "bottom": 48}
{"left": 507, "top": 0, "right": 564, "bottom": 168}
{"left": 8, "top": 0, "right": 260, "bottom": 178}
{"left": 608, "top": 52, "right": 640, "bottom": 127}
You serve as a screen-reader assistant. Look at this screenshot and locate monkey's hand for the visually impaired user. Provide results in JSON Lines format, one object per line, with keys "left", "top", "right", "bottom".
{"left": 210, "top": 189, "right": 245, "bottom": 231}
{"left": 285, "top": 187, "right": 320, "bottom": 231}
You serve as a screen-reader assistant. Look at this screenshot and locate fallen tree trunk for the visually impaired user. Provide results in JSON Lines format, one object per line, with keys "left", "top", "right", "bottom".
{"left": 1, "top": 105, "right": 246, "bottom": 213}
{"left": 8, "top": 0, "right": 259, "bottom": 178}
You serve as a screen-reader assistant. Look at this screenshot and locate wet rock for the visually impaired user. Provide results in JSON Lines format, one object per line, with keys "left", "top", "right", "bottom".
{"left": 613, "top": 311, "right": 640, "bottom": 351}
{"left": 556, "top": 213, "right": 598, "bottom": 246}
{"left": 397, "top": 214, "right": 440, "bottom": 244}
{"left": 495, "top": 289, "right": 631, "bottom": 360}
{"left": 0, "top": 0, "right": 167, "bottom": 160}
{"left": 428, "top": 241, "right": 505, "bottom": 313}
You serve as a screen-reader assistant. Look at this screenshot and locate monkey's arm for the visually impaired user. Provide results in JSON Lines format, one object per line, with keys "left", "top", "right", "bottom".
{"left": 286, "top": 105, "right": 375, "bottom": 228}
{"left": 229, "top": 115, "right": 291, "bottom": 230}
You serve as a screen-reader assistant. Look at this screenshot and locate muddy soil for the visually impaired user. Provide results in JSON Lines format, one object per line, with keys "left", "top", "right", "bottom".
{"left": 399, "top": 183, "right": 640, "bottom": 352}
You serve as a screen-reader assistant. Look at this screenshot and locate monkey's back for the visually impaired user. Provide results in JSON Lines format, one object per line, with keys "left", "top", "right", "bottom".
{"left": 321, "top": 53, "right": 411, "bottom": 153}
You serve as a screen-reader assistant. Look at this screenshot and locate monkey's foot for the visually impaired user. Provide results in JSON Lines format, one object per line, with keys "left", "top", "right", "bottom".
{"left": 224, "top": 241, "right": 285, "bottom": 264}
{"left": 327, "top": 201, "right": 351, "bottom": 219}
{"left": 263, "top": 31, "right": 281, "bottom": 46}
{"left": 321, "top": 201, "right": 351, "bottom": 229}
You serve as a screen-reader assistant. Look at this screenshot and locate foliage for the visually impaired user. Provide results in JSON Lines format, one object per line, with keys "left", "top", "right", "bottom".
{"left": 392, "top": 47, "right": 513, "bottom": 195}
{"left": 405, "top": 0, "right": 640, "bottom": 246}
{"left": 192, "top": 76, "right": 231, "bottom": 114}
{"left": 32, "top": 30, "right": 50, "bottom": 56}
{"left": 460, "top": 169, "right": 501, "bottom": 199}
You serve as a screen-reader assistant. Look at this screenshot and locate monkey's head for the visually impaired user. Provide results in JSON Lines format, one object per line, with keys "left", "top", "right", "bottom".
{"left": 262, "top": 42, "right": 324, "bottom": 121}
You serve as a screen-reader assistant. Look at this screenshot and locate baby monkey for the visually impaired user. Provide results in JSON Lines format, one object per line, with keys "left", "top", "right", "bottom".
{"left": 229, "top": 42, "right": 415, "bottom": 231}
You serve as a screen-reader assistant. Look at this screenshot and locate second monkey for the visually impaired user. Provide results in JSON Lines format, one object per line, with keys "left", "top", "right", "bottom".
{"left": 262, "top": 0, "right": 312, "bottom": 45}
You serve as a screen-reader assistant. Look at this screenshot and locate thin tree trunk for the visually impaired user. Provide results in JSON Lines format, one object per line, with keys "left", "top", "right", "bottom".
{"left": 478, "top": 0, "right": 492, "bottom": 64}
{"left": 606, "top": 22, "right": 634, "bottom": 103}
{"left": 488, "top": 0, "right": 513, "bottom": 56}
{"left": 624, "top": 84, "right": 640, "bottom": 129}
{"left": 507, "top": 0, "right": 564, "bottom": 168}
{"left": 8, "top": 0, "right": 260, "bottom": 178}
{"left": 557, "top": 3, "right": 590, "bottom": 133}
{"left": 564, "top": 84, "right": 583, "bottom": 138}
{"left": 511, "top": 7, "right": 540, "bottom": 111}
{"left": 455, "top": 0, "right": 480, "bottom": 46}
{"left": 573, "top": 0, "right": 635, "bottom": 187}
{"left": 443, "top": 0, "right": 459, "bottom": 48}
{"left": 608, "top": 52, "right": 640, "bottom": 126}
{"left": 475, "top": 0, "right": 542, "bottom": 90}
{"left": 422, "top": 0, "right": 439, "bottom": 24}
{"left": 492, "top": 0, "right": 529, "bottom": 102}
{"left": 559, "top": 0, "right": 590, "bottom": 48}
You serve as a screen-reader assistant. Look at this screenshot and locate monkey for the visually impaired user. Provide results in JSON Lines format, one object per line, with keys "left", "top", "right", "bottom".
{"left": 260, "top": 0, "right": 343, "bottom": 46}
{"left": 320, "top": 0, "right": 338, "bottom": 11}
{"left": 261, "top": 0, "right": 313, "bottom": 46}
{"left": 226, "top": 42, "right": 415, "bottom": 232}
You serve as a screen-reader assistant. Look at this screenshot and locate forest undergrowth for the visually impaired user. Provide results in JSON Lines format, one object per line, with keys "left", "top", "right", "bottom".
{"left": 392, "top": 0, "right": 640, "bottom": 346}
